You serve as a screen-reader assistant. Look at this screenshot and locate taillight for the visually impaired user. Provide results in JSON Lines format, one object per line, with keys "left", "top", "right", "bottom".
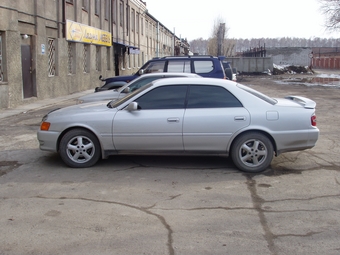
{"left": 311, "top": 115, "right": 317, "bottom": 126}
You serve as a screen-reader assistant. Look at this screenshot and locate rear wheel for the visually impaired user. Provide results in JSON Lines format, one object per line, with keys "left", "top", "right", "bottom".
{"left": 59, "top": 129, "right": 101, "bottom": 168}
{"left": 231, "top": 132, "right": 273, "bottom": 173}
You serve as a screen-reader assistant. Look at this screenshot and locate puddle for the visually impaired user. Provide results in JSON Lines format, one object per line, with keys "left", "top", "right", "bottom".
{"left": 278, "top": 76, "right": 340, "bottom": 88}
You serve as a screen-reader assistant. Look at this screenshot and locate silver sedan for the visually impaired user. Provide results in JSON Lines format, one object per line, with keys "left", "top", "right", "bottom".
{"left": 37, "top": 77, "right": 319, "bottom": 173}
{"left": 77, "top": 72, "right": 201, "bottom": 104}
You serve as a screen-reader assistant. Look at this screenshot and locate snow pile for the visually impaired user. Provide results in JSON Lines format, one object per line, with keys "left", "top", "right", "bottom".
{"left": 273, "top": 64, "right": 312, "bottom": 75}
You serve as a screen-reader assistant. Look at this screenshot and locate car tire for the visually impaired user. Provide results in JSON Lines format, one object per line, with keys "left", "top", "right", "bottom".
{"left": 231, "top": 132, "right": 273, "bottom": 173}
{"left": 224, "top": 68, "right": 232, "bottom": 80}
{"left": 59, "top": 129, "right": 101, "bottom": 168}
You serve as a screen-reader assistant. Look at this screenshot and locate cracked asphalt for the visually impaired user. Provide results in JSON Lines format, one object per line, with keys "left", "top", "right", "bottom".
{"left": 0, "top": 72, "right": 339, "bottom": 255}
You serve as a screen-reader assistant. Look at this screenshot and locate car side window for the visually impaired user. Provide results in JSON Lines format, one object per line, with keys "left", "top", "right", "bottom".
{"left": 167, "top": 60, "right": 191, "bottom": 73}
{"left": 193, "top": 60, "right": 214, "bottom": 73}
{"left": 143, "top": 61, "right": 166, "bottom": 73}
{"left": 187, "top": 85, "right": 243, "bottom": 108}
{"left": 136, "top": 85, "right": 188, "bottom": 109}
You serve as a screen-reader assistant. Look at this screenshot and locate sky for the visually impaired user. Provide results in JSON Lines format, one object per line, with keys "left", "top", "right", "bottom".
{"left": 144, "top": 0, "right": 340, "bottom": 41}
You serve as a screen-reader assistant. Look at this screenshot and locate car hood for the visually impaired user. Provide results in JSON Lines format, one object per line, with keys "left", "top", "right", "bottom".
{"left": 105, "top": 74, "right": 137, "bottom": 82}
{"left": 78, "top": 90, "right": 122, "bottom": 102}
{"left": 48, "top": 101, "right": 115, "bottom": 117}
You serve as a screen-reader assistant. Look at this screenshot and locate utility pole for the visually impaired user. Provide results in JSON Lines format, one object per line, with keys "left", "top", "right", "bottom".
{"left": 217, "top": 23, "right": 225, "bottom": 56}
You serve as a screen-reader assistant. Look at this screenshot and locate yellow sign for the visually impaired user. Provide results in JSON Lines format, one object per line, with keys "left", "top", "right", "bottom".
{"left": 66, "top": 20, "right": 112, "bottom": 46}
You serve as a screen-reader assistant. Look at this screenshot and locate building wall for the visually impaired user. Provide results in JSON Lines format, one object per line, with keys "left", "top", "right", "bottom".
{"left": 0, "top": 0, "right": 177, "bottom": 109}
{"left": 225, "top": 57, "right": 273, "bottom": 73}
{"left": 311, "top": 47, "right": 340, "bottom": 69}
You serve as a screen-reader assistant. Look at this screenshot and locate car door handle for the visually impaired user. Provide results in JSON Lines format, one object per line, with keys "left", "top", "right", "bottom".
{"left": 234, "top": 116, "right": 246, "bottom": 121}
{"left": 167, "top": 118, "right": 180, "bottom": 123}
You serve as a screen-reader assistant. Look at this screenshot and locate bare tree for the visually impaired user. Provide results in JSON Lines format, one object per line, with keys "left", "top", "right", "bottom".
{"left": 207, "top": 17, "right": 230, "bottom": 56}
{"left": 319, "top": 0, "right": 340, "bottom": 31}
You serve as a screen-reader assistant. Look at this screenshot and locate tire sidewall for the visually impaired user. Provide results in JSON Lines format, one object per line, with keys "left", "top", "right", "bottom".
{"left": 231, "top": 132, "right": 273, "bottom": 173}
{"left": 59, "top": 129, "right": 101, "bottom": 168}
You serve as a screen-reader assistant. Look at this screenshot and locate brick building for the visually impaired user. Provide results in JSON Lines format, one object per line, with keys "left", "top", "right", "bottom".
{"left": 0, "top": 0, "right": 184, "bottom": 109}
{"left": 312, "top": 47, "right": 340, "bottom": 69}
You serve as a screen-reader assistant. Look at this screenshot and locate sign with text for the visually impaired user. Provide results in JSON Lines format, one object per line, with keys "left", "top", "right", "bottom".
{"left": 66, "top": 20, "right": 112, "bottom": 47}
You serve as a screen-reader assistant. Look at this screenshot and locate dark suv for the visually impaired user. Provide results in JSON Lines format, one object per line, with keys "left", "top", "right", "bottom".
{"left": 96, "top": 55, "right": 226, "bottom": 92}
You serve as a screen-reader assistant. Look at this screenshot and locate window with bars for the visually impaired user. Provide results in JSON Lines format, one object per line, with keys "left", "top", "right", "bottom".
{"left": 83, "top": 44, "right": 90, "bottom": 73}
{"left": 141, "top": 17, "right": 143, "bottom": 35}
{"left": 48, "top": 38, "right": 56, "bottom": 76}
{"left": 0, "top": 32, "right": 3, "bottom": 82}
{"left": 119, "top": 1, "right": 123, "bottom": 26}
{"left": 131, "top": 9, "right": 135, "bottom": 32}
{"left": 82, "top": 0, "right": 89, "bottom": 11}
{"left": 96, "top": 46, "right": 101, "bottom": 71}
{"left": 95, "top": 0, "right": 100, "bottom": 16}
{"left": 112, "top": 0, "right": 117, "bottom": 24}
{"left": 105, "top": 0, "right": 109, "bottom": 20}
{"left": 136, "top": 13, "right": 139, "bottom": 34}
{"left": 67, "top": 42, "right": 75, "bottom": 74}
{"left": 126, "top": 4, "right": 129, "bottom": 36}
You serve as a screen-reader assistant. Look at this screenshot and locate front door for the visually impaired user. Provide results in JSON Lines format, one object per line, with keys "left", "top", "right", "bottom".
{"left": 21, "top": 45, "right": 34, "bottom": 98}
{"left": 114, "top": 53, "right": 119, "bottom": 76}
{"left": 112, "top": 85, "right": 188, "bottom": 151}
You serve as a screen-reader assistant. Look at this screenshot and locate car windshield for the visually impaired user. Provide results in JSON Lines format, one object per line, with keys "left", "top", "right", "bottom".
{"left": 237, "top": 84, "right": 277, "bottom": 105}
{"left": 117, "top": 76, "right": 162, "bottom": 93}
{"left": 108, "top": 83, "right": 154, "bottom": 108}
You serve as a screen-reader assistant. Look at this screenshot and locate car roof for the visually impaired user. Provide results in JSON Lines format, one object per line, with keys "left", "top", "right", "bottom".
{"left": 153, "top": 55, "right": 225, "bottom": 60}
{"left": 151, "top": 77, "right": 235, "bottom": 88}
{"left": 137, "top": 72, "right": 201, "bottom": 78}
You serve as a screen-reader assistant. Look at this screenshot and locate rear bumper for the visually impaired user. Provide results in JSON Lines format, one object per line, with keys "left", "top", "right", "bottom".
{"left": 275, "top": 128, "right": 319, "bottom": 155}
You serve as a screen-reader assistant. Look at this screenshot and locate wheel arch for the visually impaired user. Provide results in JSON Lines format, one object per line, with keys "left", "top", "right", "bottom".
{"left": 57, "top": 126, "right": 104, "bottom": 157}
{"left": 229, "top": 129, "right": 277, "bottom": 156}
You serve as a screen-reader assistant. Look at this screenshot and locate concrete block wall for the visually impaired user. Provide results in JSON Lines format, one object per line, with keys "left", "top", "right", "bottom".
{"left": 225, "top": 57, "right": 273, "bottom": 73}
{"left": 266, "top": 47, "right": 312, "bottom": 67}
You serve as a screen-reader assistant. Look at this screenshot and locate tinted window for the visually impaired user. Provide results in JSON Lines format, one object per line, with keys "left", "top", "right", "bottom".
{"left": 193, "top": 60, "right": 214, "bottom": 73}
{"left": 143, "top": 61, "right": 166, "bottom": 73}
{"left": 167, "top": 60, "right": 191, "bottom": 73}
{"left": 187, "top": 85, "right": 242, "bottom": 108}
{"left": 136, "top": 85, "right": 188, "bottom": 109}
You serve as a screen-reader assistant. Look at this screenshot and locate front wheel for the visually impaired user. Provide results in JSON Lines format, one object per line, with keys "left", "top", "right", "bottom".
{"left": 231, "top": 132, "right": 273, "bottom": 173}
{"left": 59, "top": 129, "right": 101, "bottom": 168}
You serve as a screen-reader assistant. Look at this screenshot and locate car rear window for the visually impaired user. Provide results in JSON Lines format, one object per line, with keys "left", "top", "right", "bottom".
{"left": 237, "top": 84, "right": 277, "bottom": 105}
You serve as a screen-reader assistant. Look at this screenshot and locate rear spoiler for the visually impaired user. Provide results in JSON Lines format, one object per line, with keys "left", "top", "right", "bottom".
{"left": 285, "top": 96, "right": 316, "bottom": 109}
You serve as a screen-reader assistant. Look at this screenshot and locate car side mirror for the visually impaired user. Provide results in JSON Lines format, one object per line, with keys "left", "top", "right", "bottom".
{"left": 126, "top": 102, "right": 138, "bottom": 111}
{"left": 123, "top": 87, "right": 130, "bottom": 93}
{"left": 138, "top": 69, "right": 145, "bottom": 75}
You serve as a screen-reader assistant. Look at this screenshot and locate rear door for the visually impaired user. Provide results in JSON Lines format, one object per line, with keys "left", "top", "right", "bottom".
{"left": 183, "top": 85, "right": 250, "bottom": 152}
